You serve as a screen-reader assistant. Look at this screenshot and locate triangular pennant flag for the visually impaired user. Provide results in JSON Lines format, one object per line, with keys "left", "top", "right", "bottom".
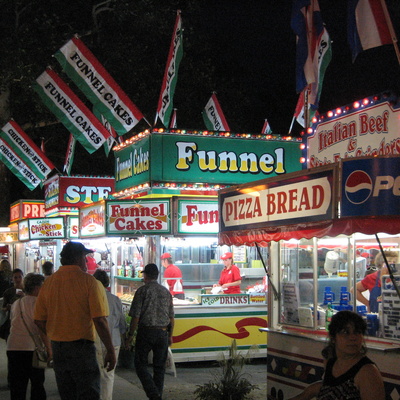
{"left": 261, "top": 119, "right": 272, "bottom": 134}
{"left": 155, "top": 11, "right": 183, "bottom": 128}
{"left": 63, "top": 134, "right": 76, "bottom": 176}
{"left": 202, "top": 93, "right": 230, "bottom": 131}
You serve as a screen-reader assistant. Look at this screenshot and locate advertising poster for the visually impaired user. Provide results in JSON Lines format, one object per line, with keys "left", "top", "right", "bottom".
{"left": 28, "top": 217, "right": 65, "bottom": 240}
{"left": 79, "top": 202, "right": 106, "bottom": 237}
{"left": 341, "top": 156, "right": 400, "bottom": 217}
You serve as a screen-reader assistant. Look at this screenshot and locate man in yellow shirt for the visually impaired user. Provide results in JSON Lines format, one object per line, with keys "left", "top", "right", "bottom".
{"left": 34, "top": 241, "right": 116, "bottom": 400}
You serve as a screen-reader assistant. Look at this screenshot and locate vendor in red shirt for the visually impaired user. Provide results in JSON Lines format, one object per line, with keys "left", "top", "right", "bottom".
{"left": 161, "top": 253, "right": 185, "bottom": 300}
{"left": 214, "top": 252, "right": 242, "bottom": 294}
{"left": 85, "top": 251, "right": 98, "bottom": 275}
{"left": 355, "top": 251, "right": 397, "bottom": 313}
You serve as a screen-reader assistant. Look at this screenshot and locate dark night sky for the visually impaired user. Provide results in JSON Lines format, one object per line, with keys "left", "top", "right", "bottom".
{"left": 192, "top": 0, "right": 400, "bottom": 136}
{"left": 6, "top": 0, "right": 400, "bottom": 207}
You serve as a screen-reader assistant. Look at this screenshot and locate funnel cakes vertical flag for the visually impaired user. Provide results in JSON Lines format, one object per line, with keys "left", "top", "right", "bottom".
{"left": 0, "top": 120, "right": 55, "bottom": 181}
{"left": 54, "top": 36, "right": 144, "bottom": 135}
{"left": 155, "top": 11, "right": 183, "bottom": 128}
{"left": 202, "top": 93, "right": 230, "bottom": 131}
{"left": 63, "top": 133, "right": 76, "bottom": 176}
{"left": 33, "top": 69, "right": 111, "bottom": 154}
{"left": 0, "top": 139, "right": 41, "bottom": 190}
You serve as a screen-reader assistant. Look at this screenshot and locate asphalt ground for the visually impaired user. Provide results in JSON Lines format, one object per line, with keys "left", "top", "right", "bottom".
{"left": 0, "top": 339, "right": 267, "bottom": 399}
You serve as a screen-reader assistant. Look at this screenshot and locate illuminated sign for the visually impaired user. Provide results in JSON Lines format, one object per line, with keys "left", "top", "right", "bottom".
{"left": 114, "top": 133, "right": 302, "bottom": 192}
{"left": 44, "top": 175, "right": 114, "bottom": 210}
{"left": 341, "top": 156, "right": 400, "bottom": 217}
{"left": 175, "top": 198, "right": 218, "bottom": 235}
{"left": 28, "top": 217, "right": 65, "bottom": 240}
{"left": 10, "top": 200, "right": 45, "bottom": 224}
{"left": 306, "top": 93, "right": 400, "bottom": 168}
{"left": 106, "top": 199, "right": 171, "bottom": 235}
{"left": 219, "top": 166, "right": 335, "bottom": 232}
{"left": 79, "top": 202, "right": 106, "bottom": 238}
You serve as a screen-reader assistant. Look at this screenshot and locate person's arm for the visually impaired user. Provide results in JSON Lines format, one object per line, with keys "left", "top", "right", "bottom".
{"left": 124, "top": 316, "right": 139, "bottom": 349}
{"left": 287, "top": 381, "right": 322, "bottom": 400}
{"left": 221, "top": 279, "right": 241, "bottom": 289}
{"left": 355, "top": 281, "right": 370, "bottom": 312}
{"left": 93, "top": 316, "right": 116, "bottom": 372}
{"left": 34, "top": 319, "right": 47, "bottom": 335}
{"left": 355, "top": 363, "right": 385, "bottom": 400}
{"left": 168, "top": 317, "right": 174, "bottom": 346}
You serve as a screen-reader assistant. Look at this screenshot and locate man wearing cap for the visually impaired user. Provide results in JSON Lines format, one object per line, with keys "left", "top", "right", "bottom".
{"left": 213, "top": 252, "right": 242, "bottom": 294}
{"left": 34, "top": 241, "right": 116, "bottom": 400}
{"left": 125, "top": 263, "right": 174, "bottom": 400}
{"left": 161, "top": 253, "right": 185, "bottom": 300}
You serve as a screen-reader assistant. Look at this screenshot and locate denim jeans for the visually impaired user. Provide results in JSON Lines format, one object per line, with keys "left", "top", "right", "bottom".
{"left": 134, "top": 327, "right": 169, "bottom": 400}
{"left": 52, "top": 340, "right": 100, "bottom": 400}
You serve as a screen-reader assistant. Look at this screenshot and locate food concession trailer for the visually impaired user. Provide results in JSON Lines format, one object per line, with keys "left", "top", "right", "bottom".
{"left": 218, "top": 93, "right": 400, "bottom": 398}
{"left": 80, "top": 128, "right": 303, "bottom": 362}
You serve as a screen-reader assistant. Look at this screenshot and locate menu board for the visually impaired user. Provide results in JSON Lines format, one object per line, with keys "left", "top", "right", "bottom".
{"left": 381, "top": 275, "right": 400, "bottom": 340}
{"left": 282, "top": 282, "right": 300, "bottom": 324}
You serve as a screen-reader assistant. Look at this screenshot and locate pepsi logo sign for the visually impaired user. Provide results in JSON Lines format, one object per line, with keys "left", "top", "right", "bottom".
{"left": 345, "top": 170, "right": 373, "bottom": 205}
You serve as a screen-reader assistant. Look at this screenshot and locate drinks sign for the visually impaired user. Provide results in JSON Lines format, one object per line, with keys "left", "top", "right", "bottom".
{"left": 201, "top": 294, "right": 250, "bottom": 306}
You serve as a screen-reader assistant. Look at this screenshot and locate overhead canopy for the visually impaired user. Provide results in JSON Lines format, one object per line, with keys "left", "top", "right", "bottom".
{"left": 218, "top": 216, "right": 400, "bottom": 247}
{"left": 218, "top": 157, "right": 400, "bottom": 247}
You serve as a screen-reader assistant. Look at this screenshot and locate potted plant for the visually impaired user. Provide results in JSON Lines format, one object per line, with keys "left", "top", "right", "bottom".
{"left": 194, "top": 340, "right": 259, "bottom": 400}
{"left": 118, "top": 313, "right": 136, "bottom": 369}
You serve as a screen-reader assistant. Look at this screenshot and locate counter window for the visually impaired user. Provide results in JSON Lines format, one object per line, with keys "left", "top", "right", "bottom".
{"left": 278, "top": 234, "right": 400, "bottom": 339}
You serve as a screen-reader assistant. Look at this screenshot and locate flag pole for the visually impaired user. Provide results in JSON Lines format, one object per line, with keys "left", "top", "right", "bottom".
{"left": 288, "top": 116, "right": 295, "bottom": 135}
{"left": 304, "top": 85, "right": 310, "bottom": 130}
{"left": 380, "top": 0, "right": 400, "bottom": 66}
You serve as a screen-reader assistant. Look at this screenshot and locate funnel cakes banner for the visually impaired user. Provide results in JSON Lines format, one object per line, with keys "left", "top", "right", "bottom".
{"left": 54, "top": 36, "right": 144, "bottom": 135}
{"left": 33, "top": 68, "right": 111, "bottom": 154}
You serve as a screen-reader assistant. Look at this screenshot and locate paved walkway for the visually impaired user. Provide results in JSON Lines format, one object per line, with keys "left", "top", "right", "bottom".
{"left": 0, "top": 340, "right": 267, "bottom": 399}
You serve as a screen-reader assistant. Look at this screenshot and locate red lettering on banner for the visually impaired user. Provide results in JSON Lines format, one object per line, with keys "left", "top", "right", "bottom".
{"left": 266, "top": 185, "right": 325, "bottom": 216}
{"left": 224, "top": 197, "right": 262, "bottom": 221}
{"left": 359, "top": 111, "right": 389, "bottom": 135}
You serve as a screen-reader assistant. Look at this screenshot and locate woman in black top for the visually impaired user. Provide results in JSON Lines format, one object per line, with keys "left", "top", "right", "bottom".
{"left": 289, "top": 311, "right": 385, "bottom": 400}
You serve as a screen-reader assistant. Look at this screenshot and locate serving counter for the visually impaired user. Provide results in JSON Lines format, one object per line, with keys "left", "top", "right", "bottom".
{"left": 122, "top": 292, "right": 268, "bottom": 362}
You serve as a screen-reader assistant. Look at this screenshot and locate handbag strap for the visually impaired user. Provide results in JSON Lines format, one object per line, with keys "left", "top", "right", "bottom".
{"left": 18, "top": 299, "right": 45, "bottom": 350}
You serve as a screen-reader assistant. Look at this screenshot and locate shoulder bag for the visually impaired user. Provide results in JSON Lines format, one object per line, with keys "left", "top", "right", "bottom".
{"left": 19, "top": 300, "right": 49, "bottom": 369}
